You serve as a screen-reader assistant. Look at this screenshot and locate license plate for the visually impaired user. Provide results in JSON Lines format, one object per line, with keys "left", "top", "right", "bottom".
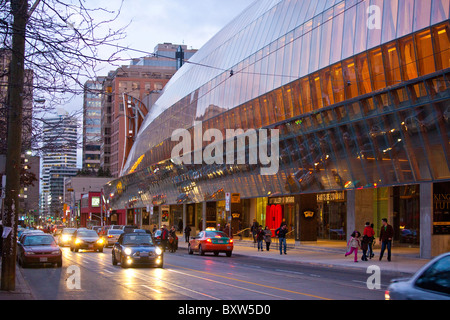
{"left": 89, "top": 244, "right": 93, "bottom": 249}
{"left": 227, "top": 246, "right": 231, "bottom": 250}
{"left": 140, "top": 252, "right": 149, "bottom": 257}
{"left": 40, "top": 257, "right": 47, "bottom": 262}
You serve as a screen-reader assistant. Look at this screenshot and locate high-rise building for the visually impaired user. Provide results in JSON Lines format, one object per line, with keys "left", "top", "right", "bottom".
{"left": 83, "top": 77, "right": 105, "bottom": 172}
{"left": 105, "top": 0, "right": 450, "bottom": 258}
{"left": 40, "top": 111, "right": 78, "bottom": 220}
{"left": 100, "top": 43, "right": 197, "bottom": 178}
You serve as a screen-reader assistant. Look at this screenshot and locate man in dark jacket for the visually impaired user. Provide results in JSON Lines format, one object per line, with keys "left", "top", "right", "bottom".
{"left": 379, "top": 218, "right": 394, "bottom": 261}
{"left": 275, "top": 225, "right": 288, "bottom": 255}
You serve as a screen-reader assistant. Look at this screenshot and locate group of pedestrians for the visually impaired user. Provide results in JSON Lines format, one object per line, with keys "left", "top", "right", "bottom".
{"left": 345, "top": 218, "right": 394, "bottom": 263}
{"left": 253, "top": 221, "right": 289, "bottom": 255}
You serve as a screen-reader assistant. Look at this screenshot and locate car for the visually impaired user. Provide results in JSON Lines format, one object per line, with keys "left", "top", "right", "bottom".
{"left": 18, "top": 229, "right": 44, "bottom": 242}
{"left": 92, "top": 226, "right": 102, "bottom": 234}
{"left": 188, "top": 230, "right": 233, "bottom": 257}
{"left": 58, "top": 228, "right": 77, "bottom": 247}
{"left": 70, "top": 229, "right": 105, "bottom": 252}
{"left": 17, "top": 233, "right": 62, "bottom": 268}
{"left": 122, "top": 225, "right": 139, "bottom": 233}
{"left": 386, "top": 252, "right": 450, "bottom": 300}
{"left": 112, "top": 232, "right": 163, "bottom": 268}
{"left": 103, "top": 229, "right": 124, "bottom": 247}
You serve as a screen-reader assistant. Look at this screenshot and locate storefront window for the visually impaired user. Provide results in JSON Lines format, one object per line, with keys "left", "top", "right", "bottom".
{"left": 393, "top": 185, "right": 420, "bottom": 246}
{"left": 416, "top": 30, "right": 436, "bottom": 77}
{"left": 432, "top": 23, "right": 450, "bottom": 71}
{"left": 316, "top": 192, "right": 347, "bottom": 240}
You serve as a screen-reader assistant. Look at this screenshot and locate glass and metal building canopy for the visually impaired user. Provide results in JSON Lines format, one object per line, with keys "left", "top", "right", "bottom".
{"left": 106, "top": 0, "right": 450, "bottom": 209}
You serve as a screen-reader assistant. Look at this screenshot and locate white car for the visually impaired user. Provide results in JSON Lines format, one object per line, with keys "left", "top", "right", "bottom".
{"left": 386, "top": 252, "right": 450, "bottom": 300}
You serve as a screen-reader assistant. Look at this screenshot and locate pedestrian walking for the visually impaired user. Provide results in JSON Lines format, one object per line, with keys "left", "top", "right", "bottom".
{"left": 184, "top": 225, "right": 191, "bottom": 242}
{"left": 275, "top": 224, "right": 288, "bottom": 255}
{"left": 363, "top": 222, "right": 375, "bottom": 260}
{"left": 256, "top": 225, "right": 265, "bottom": 251}
{"left": 345, "top": 231, "right": 361, "bottom": 262}
{"left": 251, "top": 219, "right": 259, "bottom": 243}
{"left": 160, "top": 225, "right": 169, "bottom": 252}
{"left": 264, "top": 226, "right": 272, "bottom": 251}
{"left": 379, "top": 218, "right": 394, "bottom": 261}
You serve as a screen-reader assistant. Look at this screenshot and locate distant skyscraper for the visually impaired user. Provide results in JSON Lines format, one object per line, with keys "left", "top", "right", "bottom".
{"left": 40, "top": 111, "right": 78, "bottom": 220}
{"left": 83, "top": 77, "right": 104, "bottom": 172}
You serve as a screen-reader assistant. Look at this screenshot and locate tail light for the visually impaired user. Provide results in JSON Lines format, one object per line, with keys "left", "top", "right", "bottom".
{"left": 230, "top": 239, "right": 233, "bottom": 243}
{"left": 206, "top": 238, "right": 212, "bottom": 243}
{"left": 108, "top": 235, "right": 113, "bottom": 238}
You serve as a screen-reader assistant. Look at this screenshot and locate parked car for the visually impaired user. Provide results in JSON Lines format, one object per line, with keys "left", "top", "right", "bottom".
{"left": 188, "top": 229, "right": 233, "bottom": 257}
{"left": 17, "top": 233, "right": 62, "bottom": 268}
{"left": 70, "top": 229, "right": 105, "bottom": 252}
{"left": 112, "top": 232, "right": 163, "bottom": 268}
{"left": 103, "top": 229, "right": 124, "bottom": 247}
{"left": 386, "top": 252, "right": 450, "bottom": 300}
{"left": 58, "top": 228, "right": 77, "bottom": 247}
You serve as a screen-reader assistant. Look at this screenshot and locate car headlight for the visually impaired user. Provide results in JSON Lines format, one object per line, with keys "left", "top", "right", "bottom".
{"left": 155, "top": 247, "right": 162, "bottom": 255}
{"left": 97, "top": 238, "right": 104, "bottom": 245}
{"left": 124, "top": 248, "right": 132, "bottom": 255}
{"left": 24, "top": 251, "right": 35, "bottom": 255}
{"left": 62, "top": 235, "right": 70, "bottom": 242}
{"left": 75, "top": 238, "right": 82, "bottom": 245}
{"left": 51, "top": 250, "right": 60, "bottom": 255}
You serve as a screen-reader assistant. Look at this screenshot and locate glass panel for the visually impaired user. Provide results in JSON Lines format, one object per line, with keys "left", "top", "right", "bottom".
{"left": 291, "top": 36, "right": 302, "bottom": 79}
{"left": 398, "top": 36, "right": 419, "bottom": 81}
{"left": 309, "top": 15, "right": 322, "bottom": 73}
{"left": 415, "top": 30, "right": 436, "bottom": 76}
{"left": 382, "top": 0, "right": 399, "bottom": 43}
{"left": 413, "top": 0, "right": 432, "bottom": 31}
{"left": 330, "top": 2, "right": 345, "bottom": 64}
{"left": 432, "top": 23, "right": 450, "bottom": 70}
{"left": 353, "top": 0, "right": 369, "bottom": 54}
{"left": 397, "top": 0, "right": 414, "bottom": 38}
{"left": 291, "top": 81, "right": 303, "bottom": 117}
{"left": 356, "top": 53, "right": 373, "bottom": 96}
{"left": 369, "top": 48, "right": 387, "bottom": 91}
{"left": 310, "top": 73, "right": 323, "bottom": 110}
{"left": 367, "top": 0, "right": 384, "bottom": 49}
{"left": 300, "top": 77, "right": 312, "bottom": 114}
{"left": 319, "top": 7, "right": 334, "bottom": 69}
{"left": 300, "top": 21, "right": 312, "bottom": 77}
{"left": 331, "top": 63, "right": 345, "bottom": 103}
{"left": 343, "top": 58, "right": 358, "bottom": 100}
{"left": 341, "top": 4, "right": 357, "bottom": 60}
{"left": 431, "top": 0, "right": 450, "bottom": 25}
{"left": 383, "top": 42, "right": 402, "bottom": 86}
{"left": 320, "top": 67, "right": 335, "bottom": 107}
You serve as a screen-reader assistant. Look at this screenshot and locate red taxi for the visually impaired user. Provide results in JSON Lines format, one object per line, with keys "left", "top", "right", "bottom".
{"left": 188, "top": 229, "right": 233, "bottom": 257}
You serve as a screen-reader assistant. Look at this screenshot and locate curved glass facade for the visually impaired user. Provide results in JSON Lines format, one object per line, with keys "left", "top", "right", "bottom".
{"left": 107, "top": 0, "right": 450, "bottom": 211}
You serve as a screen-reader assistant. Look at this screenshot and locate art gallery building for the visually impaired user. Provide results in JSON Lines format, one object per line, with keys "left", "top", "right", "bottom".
{"left": 104, "top": 0, "right": 450, "bottom": 258}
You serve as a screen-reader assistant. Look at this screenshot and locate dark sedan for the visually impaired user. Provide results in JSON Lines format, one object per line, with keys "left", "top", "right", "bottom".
{"left": 112, "top": 233, "right": 163, "bottom": 268}
{"left": 17, "top": 233, "right": 62, "bottom": 268}
{"left": 70, "top": 229, "right": 105, "bottom": 252}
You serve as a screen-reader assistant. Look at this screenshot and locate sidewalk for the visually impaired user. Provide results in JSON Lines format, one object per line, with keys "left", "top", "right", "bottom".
{"left": 0, "top": 260, "right": 34, "bottom": 300}
{"left": 177, "top": 238, "right": 430, "bottom": 276}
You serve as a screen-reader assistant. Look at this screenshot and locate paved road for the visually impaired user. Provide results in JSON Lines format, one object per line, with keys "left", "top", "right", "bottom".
{"left": 18, "top": 247, "right": 393, "bottom": 301}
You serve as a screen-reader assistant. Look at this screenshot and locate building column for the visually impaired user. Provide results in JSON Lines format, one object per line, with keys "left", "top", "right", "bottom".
{"left": 182, "top": 203, "right": 187, "bottom": 241}
{"left": 347, "top": 190, "right": 356, "bottom": 242}
{"left": 420, "top": 182, "right": 433, "bottom": 259}
{"left": 202, "top": 201, "right": 207, "bottom": 231}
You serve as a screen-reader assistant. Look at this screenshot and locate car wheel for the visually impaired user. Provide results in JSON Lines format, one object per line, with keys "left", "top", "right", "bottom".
{"left": 188, "top": 244, "right": 193, "bottom": 255}
{"left": 98, "top": 248, "right": 103, "bottom": 253}
{"left": 226, "top": 251, "right": 232, "bottom": 257}
{"left": 199, "top": 245, "right": 205, "bottom": 256}
{"left": 214, "top": 252, "right": 219, "bottom": 256}
{"left": 112, "top": 252, "right": 118, "bottom": 266}
{"left": 74, "top": 247, "right": 79, "bottom": 252}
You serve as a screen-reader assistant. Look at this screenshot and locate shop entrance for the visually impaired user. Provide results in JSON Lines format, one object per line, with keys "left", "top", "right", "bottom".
{"left": 317, "top": 192, "right": 346, "bottom": 240}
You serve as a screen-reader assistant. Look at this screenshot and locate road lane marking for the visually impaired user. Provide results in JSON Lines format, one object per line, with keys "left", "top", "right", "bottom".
{"left": 166, "top": 264, "right": 331, "bottom": 300}
{"left": 141, "top": 285, "right": 162, "bottom": 294}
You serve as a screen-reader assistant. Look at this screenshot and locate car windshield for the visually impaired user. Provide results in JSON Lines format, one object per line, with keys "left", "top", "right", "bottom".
{"left": 205, "top": 231, "right": 229, "bottom": 238}
{"left": 77, "top": 230, "right": 98, "bottom": 237}
{"left": 108, "top": 230, "right": 123, "bottom": 235}
{"left": 62, "top": 229, "right": 76, "bottom": 234}
{"left": 123, "top": 234, "right": 153, "bottom": 246}
{"left": 23, "top": 235, "right": 56, "bottom": 246}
